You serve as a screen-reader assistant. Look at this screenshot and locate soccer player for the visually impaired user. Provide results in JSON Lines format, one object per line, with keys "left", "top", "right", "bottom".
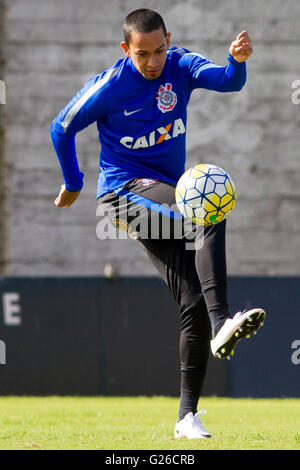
{"left": 51, "top": 9, "right": 266, "bottom": 439}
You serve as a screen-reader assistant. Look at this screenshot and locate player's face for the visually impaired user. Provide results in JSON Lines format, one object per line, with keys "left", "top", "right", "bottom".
{"left": 121, "top": 28, "right": 171, "bottom": 81}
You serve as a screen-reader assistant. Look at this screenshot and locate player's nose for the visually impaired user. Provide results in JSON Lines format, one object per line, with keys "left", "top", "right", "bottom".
{"left": 147, "top": 54, "right": 159, "bottom": 68}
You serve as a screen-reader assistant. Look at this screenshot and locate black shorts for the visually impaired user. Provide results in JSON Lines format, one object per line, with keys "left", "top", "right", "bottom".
{"left": 97, "top": 177, "right": 201, "bottom": 247}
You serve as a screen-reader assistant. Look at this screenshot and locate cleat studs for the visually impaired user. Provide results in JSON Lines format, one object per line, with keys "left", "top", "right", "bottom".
{"left": 246, "top": 334, "right": 251, "bottom": 338}
{"left": 253, "top": 331, "right": 257, "bottom": 335}
{"left": 221, "top": 348, "right": 226, "bottom": 354}
{"left": 235, "top": 332, "right": 239, "bottom": 337}
{"left": 227, "top": 356, "right": 231, "bottom": 360}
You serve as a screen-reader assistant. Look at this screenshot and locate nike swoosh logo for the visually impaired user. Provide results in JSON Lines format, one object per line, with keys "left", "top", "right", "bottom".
{"left": 124, "top": 108, "right": 143, "bottom": 116}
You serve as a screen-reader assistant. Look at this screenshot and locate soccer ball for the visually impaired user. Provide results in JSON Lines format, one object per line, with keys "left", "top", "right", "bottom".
{"left": 175, "top": 164, "right": 236, "bottom": 225}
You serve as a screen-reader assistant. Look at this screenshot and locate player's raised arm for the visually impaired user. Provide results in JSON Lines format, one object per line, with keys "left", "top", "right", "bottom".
{"left": 183, "top": 31, "right": 253, "bottom": 93}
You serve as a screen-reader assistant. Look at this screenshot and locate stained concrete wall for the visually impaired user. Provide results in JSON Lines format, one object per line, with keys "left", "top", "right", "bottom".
{"left": 0, "top": 0, "right": 8, "bottom": 274}
{"left": 4, "top": 0, "right": 300, "bottom": 276}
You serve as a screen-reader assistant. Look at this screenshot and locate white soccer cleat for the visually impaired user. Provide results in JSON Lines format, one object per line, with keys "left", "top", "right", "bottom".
{"left": 210, "top": 308, "right": 266, "bottom": 359}
{"left": 174, "top": 410, "right": 212, "bottom": 439}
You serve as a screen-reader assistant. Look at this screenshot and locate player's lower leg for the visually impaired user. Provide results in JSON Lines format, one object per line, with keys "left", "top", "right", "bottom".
{"left": 195, "top": 220, "right": 232, "bottom": 337}
{"left": 178, "top": 296, "right": 210, "bottom": 425}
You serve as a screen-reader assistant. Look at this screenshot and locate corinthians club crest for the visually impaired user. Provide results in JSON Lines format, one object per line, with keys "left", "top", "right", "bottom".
{"left": 156, "top": 83, "right": 177, "bottom": 113}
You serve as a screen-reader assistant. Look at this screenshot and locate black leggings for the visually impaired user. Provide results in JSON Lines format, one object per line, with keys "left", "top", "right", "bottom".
{"left": 98, "top": 177, "right": 230, "bottom": 419}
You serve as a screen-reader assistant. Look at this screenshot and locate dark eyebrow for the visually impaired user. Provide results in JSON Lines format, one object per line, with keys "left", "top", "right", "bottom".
{"left": 136, "top": 43, "right": 165, "bottom": 53}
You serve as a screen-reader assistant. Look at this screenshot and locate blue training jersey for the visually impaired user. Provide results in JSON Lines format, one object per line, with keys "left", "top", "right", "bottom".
{"left": 50, "top": 47, "right": 246, "bottom": 198}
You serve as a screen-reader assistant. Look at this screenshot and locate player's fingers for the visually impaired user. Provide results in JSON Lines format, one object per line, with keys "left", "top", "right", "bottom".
{"left": 236, "top": 30, "right": 249, "bottom": 40}
{"left": 236, "top": 38, "right": 251, "bottom": 47}
{"left": 54, "top": 195, "right": 68, "bottom": 207}
{"left": 54, "top": 185, "right": 68, "bottom": 207}
{"left": 54, "top": 186, "right": 80, "bottom": 207}
{"left": 54, "top": 198, "right": 63, "bottom": 207}
{"left": 55, "top": 197, "right": 76, "bottom": 208}
{"left": 236, "top": 37, "right": 251, "bottom": 48}
{"left": 232, "top": 43, "right": 253, "bottom": 52}
{"left": 232, "top": 38, "right": 251, "bottom": 48}
{"left": 235, "top": 32, "right": 251, "bottom": 43}
{"left": 234, "top": 46, "right": 253, "bottom": 54}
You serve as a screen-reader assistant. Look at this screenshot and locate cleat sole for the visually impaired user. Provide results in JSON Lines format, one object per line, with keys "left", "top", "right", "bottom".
{"left": 211, "top": 308, "right": 266, "bottom": 359}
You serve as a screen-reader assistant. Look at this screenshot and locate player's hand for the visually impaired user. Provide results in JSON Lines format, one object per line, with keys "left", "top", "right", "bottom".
{"left": 54, "top": 184, "right": 81, "bottom": 207}
{"left": 229, "top": 31, "right": 253, "bottom": 63}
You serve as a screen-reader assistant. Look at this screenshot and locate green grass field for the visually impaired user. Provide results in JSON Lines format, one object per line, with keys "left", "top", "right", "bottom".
{"left": 0, "top": 396, "right": 299, "bottom": 450}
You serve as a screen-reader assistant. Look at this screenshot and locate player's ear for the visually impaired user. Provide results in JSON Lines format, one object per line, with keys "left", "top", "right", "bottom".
{"left": 166, "top": 32, "right": 171, "bottom": 48}
{"left": 120, "top": 41, "right": 131, "bottom": 57}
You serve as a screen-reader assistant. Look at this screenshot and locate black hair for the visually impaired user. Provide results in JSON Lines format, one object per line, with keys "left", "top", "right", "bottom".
{"left": 123, "top": 9, "right": 167, "bottom": 44}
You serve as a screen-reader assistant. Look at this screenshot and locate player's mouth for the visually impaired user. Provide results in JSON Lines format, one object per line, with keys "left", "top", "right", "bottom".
{"left": 147, "top": 68, "right": 160, "bottom": 76}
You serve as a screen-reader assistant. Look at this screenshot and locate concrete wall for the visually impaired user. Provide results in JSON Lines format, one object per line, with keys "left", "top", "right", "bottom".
{"left": 4, "top": 0, "right": 300, "bottom": 276}
{"left": 0, "top": 0, "right": 9, "bottom": 275}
